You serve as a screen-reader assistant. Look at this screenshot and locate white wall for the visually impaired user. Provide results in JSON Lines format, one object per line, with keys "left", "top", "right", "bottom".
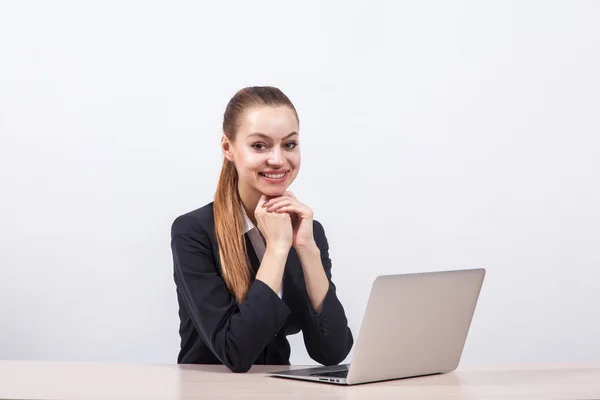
{"left": 1, "top": 0, "right": 599, "bottom": 365}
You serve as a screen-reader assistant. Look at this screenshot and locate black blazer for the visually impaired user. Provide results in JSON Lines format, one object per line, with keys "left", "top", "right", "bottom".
{"left": 170, "top": 202, "right": 354, "bottom": 372}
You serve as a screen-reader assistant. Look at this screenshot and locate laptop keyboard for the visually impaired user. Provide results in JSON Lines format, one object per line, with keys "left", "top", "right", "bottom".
{"left": 309, "top": 370, "right": 349, "bottom": 378}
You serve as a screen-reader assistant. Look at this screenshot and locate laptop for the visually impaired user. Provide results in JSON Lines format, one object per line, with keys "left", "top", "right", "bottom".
{"left": 267, "top": 268, "right": 486, "bottom": 385}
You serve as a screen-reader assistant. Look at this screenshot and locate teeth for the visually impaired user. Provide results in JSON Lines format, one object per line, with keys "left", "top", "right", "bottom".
{"left": 262, "top": 172, "right": 286, "bottom": 179}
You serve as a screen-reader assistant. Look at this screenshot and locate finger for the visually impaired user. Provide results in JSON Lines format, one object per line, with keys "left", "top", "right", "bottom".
{"left": 258, "top": 193, "right": 268, "bottom": 206}
{"left": 260, "top": 193, "right": 277, "bottom": 208}
{"left": 273, "top": 204, "right": 305, "bottom": 215}
{"left": 277, "top": 205, "right": 313, "bottom": 219}
{"left": 267, "top": 196, "right": 302, "bottom": 211}
{"left": 267, "top": 200, "right": 294, "bottom": 212}
{"left": 264, "top": 191, "right": 296, "bottom": 206}
{"left": 263, "top": 195, "right": 284, "bottom": 207}
{"left": 266, "top": 196, "right": 297, "bottom": 209}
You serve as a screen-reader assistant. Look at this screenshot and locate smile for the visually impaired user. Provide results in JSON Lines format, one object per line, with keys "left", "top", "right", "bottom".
{"left": 259, "top": 171, "right": 289, "bottom": 181}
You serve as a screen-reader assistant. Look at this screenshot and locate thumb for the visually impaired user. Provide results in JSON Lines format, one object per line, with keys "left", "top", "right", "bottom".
{"left": 256, "top": 194, "right": 270, "bottom": 213}
{"left": 258, "top": 193, "right": 275, "bottom": 205}
{"left": 257, "top": 193, "right": 268, "bottom": 206}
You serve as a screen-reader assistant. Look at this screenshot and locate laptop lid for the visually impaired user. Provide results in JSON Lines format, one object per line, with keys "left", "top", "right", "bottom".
{"left": 346, "top": 268, "right": 485, "bottom": 385}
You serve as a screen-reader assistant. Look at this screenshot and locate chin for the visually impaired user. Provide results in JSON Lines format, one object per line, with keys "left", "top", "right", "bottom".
{"left": 261, "top": 187, "right": 287, "bottom": 197}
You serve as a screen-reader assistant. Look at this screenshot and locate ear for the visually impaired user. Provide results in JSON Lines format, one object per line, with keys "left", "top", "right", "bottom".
{"left": 221, "top": 135, "right": 234, "bottom": 162}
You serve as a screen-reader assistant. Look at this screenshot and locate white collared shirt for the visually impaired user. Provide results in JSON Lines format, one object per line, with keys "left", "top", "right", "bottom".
{"left": 241, "top": 207, "right": 283, "bottom": 299}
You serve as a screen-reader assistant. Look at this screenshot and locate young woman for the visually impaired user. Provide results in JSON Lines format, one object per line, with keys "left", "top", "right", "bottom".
{"left": 170, "top": 86, "right": 353, "bottom": 373}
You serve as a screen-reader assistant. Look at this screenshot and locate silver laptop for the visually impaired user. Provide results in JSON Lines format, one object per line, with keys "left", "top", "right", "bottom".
{"left": 267, "top": 268, "right": 485, "bottom": 385}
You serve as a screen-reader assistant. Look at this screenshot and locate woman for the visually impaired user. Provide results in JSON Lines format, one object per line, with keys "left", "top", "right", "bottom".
{"left": 170, "top": 86, "right": 354, "bottom": 373}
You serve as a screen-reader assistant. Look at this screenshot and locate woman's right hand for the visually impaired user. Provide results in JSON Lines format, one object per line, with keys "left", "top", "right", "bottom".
{"left": 255, "top": 193, "right": 293, "bottom": 251}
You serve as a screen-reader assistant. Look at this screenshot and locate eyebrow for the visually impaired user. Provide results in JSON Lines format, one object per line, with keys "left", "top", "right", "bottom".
{"left": 247, "top": 131, "right": 299, "bottom": 141}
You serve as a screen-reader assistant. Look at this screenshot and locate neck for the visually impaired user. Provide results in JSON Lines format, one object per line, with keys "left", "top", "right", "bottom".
{"left": 238, "top": 181, "right": 262, "bottom": 226}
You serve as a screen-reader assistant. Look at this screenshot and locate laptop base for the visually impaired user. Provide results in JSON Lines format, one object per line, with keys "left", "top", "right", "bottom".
{"left": 267, "top": 364, "right": 349, "bottom": 385}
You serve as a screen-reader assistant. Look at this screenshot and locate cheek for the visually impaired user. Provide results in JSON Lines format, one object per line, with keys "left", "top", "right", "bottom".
{"left": 234, "top": 148, "right": 253, "bottom": 166}
{"left": 291, "top": 154, "right": 301, "bottom": 169}
{"left": 237, "top": 153, "right": 266, "bottom": 174}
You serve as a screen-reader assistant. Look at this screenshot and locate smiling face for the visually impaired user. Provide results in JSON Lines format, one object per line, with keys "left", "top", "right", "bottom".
{"left": 222, "top": 105, "right": 301, "bottom": 201}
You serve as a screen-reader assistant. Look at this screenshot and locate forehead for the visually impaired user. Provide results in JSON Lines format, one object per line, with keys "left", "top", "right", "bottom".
{"left": 239, "top": 106, "right": 299, "bottom": 139}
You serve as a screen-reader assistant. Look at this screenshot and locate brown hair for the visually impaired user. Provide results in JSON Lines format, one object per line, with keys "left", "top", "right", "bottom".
{"left": 214, "top": 86, "right": 299, "bottom": 304}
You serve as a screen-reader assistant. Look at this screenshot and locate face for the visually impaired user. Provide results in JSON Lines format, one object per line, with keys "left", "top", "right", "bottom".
{"left": 223, "top": 106, "right": 301, "bottom": 199}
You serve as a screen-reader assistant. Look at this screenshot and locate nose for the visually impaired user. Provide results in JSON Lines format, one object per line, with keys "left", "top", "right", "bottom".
{"left": 267, "top": 148, "right": 284, "bottom": 167}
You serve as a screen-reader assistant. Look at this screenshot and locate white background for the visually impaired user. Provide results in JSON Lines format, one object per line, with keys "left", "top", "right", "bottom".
{"left": 1, "top": 0, "right": 599, "bottom": 366}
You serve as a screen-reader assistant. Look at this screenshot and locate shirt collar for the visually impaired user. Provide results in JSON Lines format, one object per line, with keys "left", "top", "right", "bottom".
{"left": 241, "top": 206, "right": 255, "bottom": 234}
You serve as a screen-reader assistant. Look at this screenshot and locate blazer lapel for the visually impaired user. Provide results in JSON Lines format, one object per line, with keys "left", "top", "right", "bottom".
{"left": 282, "top": 247, "right": 302, "bottom": 335}
{"left": 244, "top": 233, "right": 260, "bottom": 276}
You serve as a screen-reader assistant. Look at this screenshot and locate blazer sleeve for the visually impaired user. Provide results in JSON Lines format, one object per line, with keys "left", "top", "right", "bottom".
{"left": 171, "top": 214, "right": 291, "bottom": 373}
{"left": 301, "top": 220, "right": 354, "bottom": 365}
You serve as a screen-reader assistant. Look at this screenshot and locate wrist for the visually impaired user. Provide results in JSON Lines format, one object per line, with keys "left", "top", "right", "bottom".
{"left": 295, "top": 240, "right": 319, "bottom": 254}
{"left": 266, "top": 243, "right": 291, "bottom": 257}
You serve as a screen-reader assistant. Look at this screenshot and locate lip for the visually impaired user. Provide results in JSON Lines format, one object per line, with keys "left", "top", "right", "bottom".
{"left": 261, "top": 169, "right": 290, "bottom": 175}
{"left": 259, "top": 170, "right": 289, "bottom": 184}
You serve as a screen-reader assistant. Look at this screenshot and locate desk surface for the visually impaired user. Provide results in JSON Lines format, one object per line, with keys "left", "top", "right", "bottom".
{"left": 1, "top": 360, "right": 599, "bottom": 399}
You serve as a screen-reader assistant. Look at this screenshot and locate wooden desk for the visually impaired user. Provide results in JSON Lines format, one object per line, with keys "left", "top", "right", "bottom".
{"left": 1, "top": 361, "right": 599, "bottom": 399}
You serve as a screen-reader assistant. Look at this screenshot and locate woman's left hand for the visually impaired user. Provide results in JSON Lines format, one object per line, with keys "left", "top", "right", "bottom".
{"left": 264, "top": 191, "right": 315, "bottom": 250}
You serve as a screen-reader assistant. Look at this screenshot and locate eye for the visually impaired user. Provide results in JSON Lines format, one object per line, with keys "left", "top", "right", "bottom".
{"left": 252, "top": 143, "right": 267, "bottom": 151}
{"left": 285, "top": 141, "right": 298, "bottom": 149}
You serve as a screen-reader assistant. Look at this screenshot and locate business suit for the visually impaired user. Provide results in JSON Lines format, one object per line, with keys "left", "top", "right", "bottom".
{"left": 171, "top": 202, "right": 354, "bottom": 373}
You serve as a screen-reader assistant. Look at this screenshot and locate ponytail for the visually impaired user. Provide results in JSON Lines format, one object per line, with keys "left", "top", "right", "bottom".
{"left": 214, "top": 158, "right": 252, "bottom": 304}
